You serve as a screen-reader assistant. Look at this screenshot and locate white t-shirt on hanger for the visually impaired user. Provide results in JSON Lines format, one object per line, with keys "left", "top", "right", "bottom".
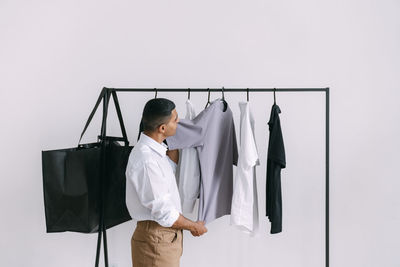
{"left": 230, "top": 101, "right": 260, "bottom": 236}
{"left": 174, "top": 99, "right": 201, "bottom": 214}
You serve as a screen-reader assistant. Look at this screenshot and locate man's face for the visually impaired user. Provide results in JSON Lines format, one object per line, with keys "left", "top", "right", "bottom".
{"left": 160, "top": 109, "right": 179, "bottom": 137}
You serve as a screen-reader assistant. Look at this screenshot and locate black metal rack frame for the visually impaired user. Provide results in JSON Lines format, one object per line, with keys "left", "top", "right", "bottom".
{"left": 94, "top": 87, "right": 330, "bottom": 267}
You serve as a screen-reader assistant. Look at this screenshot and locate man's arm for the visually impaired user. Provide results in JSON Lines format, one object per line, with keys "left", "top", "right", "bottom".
{"left": 171, "top": 214, "right": 194, "bottom": 231}
{"left": 166, "top": 149, "right": 179, "bottom": 164}
{"left": 127, "top": 159, "right": 181, "bottom": 228}
{"left": 171, "top": 214, "right": 208, "bottom": 237}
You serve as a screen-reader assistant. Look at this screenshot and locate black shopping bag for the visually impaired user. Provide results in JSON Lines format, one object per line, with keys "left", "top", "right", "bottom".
{"left": 42, "top": 143, "right": 101, "bottom": 233}
{"left": 103, "top": 140, "right": 133, "bottom": 229}
{"left": 42, "top": 88, "right": 132, "bottom": 233}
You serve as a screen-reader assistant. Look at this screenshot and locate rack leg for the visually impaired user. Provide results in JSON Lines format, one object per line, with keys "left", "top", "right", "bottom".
{"left": 103, "top": 226, "right": 109, "bottom": 267}
{"left": 95, "top": 227, "right": 102, "bottom": 267}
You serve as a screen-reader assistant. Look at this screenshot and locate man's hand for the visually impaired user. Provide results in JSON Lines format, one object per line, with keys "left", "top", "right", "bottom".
{"left": 190, "top": 221, "right": 208, "bottom": 237}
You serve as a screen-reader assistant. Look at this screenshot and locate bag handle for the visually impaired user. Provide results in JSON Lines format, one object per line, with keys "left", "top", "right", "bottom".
{"left": 78, "top": 88, "right": 129, "bottom": 146}
{"left": 111, "top": 90, "right": 128, "bottom": 143}
{"left": 100, "top": 90, "right": 111, "bottom": 139}
{"left": 101, "top": 90, "right": 129, "bottom": 146}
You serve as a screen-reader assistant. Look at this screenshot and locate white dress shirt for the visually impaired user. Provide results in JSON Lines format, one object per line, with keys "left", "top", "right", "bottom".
{"left": 125, "top": 132, "right": 182, "bottom": 227}
{"left": 176, "top": 99, "right": 201, "bottom": 213}
{"left": 167, "top": 156, "right": 178, "bottom": 174}
{"left": 230, "top": 101, "right": 260, "bottom": 235}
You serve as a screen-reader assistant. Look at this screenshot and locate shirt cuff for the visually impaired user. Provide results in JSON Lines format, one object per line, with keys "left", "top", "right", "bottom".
{"left": 157, "top": 209, "right": 180, "bottom": 228}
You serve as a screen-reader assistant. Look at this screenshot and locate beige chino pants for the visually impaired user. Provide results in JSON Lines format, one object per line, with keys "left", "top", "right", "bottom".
{"left": 131, "top": 220, "right": 183, "bottom": 267}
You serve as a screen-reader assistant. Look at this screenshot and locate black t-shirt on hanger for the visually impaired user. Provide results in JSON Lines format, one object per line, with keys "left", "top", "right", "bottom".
{"left": 266, "top": 103, "right": 286, "bottom": 234}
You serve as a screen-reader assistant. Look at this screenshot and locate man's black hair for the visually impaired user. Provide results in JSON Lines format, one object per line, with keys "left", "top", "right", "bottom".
{"left": 137, "top": 98, "right": 176, "bottom": 141}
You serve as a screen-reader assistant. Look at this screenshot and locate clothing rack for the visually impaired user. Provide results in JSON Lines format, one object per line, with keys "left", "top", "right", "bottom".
{"left": 94, "top": 87, "right": 330, "bottom": 267}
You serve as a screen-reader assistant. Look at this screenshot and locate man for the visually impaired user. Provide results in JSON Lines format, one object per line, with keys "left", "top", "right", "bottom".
{"left": 125, "top": 98, "right": 208, "bottom": 267}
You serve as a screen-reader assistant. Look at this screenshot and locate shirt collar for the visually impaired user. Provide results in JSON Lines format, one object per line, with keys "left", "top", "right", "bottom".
{"left": 139, "top": 132, "right": 168, "bottom": 156}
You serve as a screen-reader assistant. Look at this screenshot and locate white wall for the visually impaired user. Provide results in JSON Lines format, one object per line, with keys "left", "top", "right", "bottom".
{"left": 1, "top": 0, "right": 399, "bottom": 266}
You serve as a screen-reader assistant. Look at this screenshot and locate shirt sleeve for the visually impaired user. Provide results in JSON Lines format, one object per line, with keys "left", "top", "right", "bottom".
{"left": 127, "top": 159, "right": 180, "bottom": 227}
{"left": 241, "top": 114, "right": 259, "bottom": 168}
{"left": 166, "top": 118, "right": 204, "bottom": 150}
{"left": 268, "top": 116, "right": 286, "bottom": 168}
{"left": 232, "top": 117, "right": 239, "bottom": 166}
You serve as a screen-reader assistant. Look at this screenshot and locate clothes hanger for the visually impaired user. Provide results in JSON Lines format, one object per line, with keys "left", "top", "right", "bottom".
{"left": 154, "top": 88, "right": 158, "bottom": 99}
{"left": 187, "top": 88, "right": 191, "bottom": 100}
{"left": 221, "top": 86, "right": 227, "bottom": 112}
{"left": 273, "top": 88, "right": 276, "bottom": 105}
{"left": 204, "top": 88, "right": 211, "bottom": 109}
{"left": 247, "top": 88, "right": 250, "bottom": 102}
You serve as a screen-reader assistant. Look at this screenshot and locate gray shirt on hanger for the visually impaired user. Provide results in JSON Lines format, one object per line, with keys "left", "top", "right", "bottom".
{"left": 166, "top": 98, "right": 238, "bottom": 225}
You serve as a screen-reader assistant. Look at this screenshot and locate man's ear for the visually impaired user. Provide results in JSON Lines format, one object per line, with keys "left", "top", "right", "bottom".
{"left": 158, "top": 124, "right": 166, "bottom": 133}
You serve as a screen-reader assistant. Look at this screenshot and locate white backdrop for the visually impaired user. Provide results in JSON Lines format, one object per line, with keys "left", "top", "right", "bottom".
{"left": 1, "top": 0, "right": 399, "bottom": 267}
